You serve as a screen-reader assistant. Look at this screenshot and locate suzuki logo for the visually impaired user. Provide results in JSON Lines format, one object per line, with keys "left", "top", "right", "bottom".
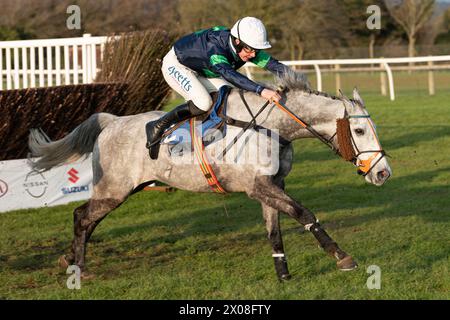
{"left": 68, "top": 168, "right": 79, "bottom": 184}
{"left": 0, "top": 179, "right": 8, "bottom": 198}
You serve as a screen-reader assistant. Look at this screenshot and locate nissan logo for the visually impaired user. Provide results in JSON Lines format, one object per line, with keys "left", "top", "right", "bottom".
{"left": 23, "top": 171, "right": 48, "bottom": 198}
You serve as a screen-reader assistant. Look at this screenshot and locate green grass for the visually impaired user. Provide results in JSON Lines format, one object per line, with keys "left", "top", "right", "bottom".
{"left": 1, "top": 90, "right": 449, "bottom": 299}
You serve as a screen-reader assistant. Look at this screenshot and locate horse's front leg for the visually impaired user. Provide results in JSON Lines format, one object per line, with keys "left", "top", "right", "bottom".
{"left": 262, "top": 203, "right": 291, "bottom": 281}
{"left": 249, "top": 176, "right": 357, "bottom": 273}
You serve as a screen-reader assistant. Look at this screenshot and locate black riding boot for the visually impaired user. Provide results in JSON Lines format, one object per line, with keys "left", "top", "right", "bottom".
{"left": 145, "top": 101, "right": 205, "bottom": 159}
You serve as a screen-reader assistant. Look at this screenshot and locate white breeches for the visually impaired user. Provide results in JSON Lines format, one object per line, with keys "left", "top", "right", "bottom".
{"left": 161, "top": 47, "right": 233, "bottom": 111}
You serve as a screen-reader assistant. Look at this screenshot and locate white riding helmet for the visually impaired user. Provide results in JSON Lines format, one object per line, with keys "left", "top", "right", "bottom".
{"left": 230, "top": 17, "right": 271, "bottom": 50}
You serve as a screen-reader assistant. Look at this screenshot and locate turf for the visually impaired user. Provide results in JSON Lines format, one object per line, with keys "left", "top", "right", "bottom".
{"left": 0, "top": 90, "right": 449, "bottom": 299}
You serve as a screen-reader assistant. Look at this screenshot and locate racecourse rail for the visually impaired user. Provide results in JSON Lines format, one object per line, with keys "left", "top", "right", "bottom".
{"left": 1, "top": 34, "right": 450, "bottom": 100}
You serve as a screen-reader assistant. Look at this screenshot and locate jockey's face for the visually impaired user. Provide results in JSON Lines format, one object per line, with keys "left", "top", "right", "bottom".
{"left": 235, "top": 39, "right": 258, "bottom": 61}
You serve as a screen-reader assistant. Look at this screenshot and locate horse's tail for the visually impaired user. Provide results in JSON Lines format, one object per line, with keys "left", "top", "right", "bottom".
{"left": 28, "top": 112, "right": 117, "bottom": 171}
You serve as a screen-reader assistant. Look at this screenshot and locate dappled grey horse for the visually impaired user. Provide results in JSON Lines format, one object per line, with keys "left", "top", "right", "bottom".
{"left": 28, "top": 73, "right": 391, "bottom": 280}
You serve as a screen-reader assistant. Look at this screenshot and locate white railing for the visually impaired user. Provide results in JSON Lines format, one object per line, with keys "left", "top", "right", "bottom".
{"left": 244, "top": 55, "right": 450, "bottom": 101}
{"left": 0, "top": 34, "right": 108, "bottom": 90}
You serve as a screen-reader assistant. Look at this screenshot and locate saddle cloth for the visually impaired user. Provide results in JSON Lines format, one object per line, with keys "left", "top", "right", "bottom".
{"left": 161, "top": 85, "right": 231, "bottom": 150}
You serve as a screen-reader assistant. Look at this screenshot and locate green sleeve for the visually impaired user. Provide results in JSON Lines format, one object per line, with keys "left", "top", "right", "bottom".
{"left": 210, "top": 54, "right": 231, "bottom": 66}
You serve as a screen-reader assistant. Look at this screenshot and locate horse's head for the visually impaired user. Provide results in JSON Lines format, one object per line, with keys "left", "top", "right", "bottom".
{"left": 273, "top": 72, "right": 391, "bottom": 186}
{"left": 336, "top": 88, "right": 392, "bottom": 186}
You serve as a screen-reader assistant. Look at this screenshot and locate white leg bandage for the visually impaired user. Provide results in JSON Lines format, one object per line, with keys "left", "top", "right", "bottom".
{"left": 304, "top": 219, "right": 320, "bottom": 231}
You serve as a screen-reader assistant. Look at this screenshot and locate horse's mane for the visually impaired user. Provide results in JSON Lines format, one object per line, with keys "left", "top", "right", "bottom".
{"left": 276, "top": 70, "right": 342, "bottom": 101}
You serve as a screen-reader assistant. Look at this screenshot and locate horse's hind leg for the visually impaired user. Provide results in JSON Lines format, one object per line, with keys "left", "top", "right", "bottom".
{"left": 60, "top": 198, "right": 124, "bottom": 271}
{"left": 59, "top": 187, "right": 129, "bottom": 271}
{"left": 262, "top": 203, "right": 291, "bottom": 281}
{"left": 73, "top": 197, "right": 125, "bottom": 272}
{"left": 60, "top": 202, "right": 89, "bottom": 268}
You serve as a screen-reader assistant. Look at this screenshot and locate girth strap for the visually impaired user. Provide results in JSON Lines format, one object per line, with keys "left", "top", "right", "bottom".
{"left": 190, "top": 118, "right": 226, "bottom": 194}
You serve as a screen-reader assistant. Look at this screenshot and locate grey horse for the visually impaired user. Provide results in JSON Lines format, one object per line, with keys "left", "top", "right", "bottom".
{"left": 28, "top": 73, "right": 392, "bottom": 280}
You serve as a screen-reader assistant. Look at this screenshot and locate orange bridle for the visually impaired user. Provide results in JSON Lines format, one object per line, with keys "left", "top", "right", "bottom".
{"left": 346, "top": 113, "right": 386, "bottom": 176}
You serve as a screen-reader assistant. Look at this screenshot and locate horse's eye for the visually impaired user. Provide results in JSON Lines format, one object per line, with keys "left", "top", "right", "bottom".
{"left": 355, "top": 128, "right": 364, "bottom": 135}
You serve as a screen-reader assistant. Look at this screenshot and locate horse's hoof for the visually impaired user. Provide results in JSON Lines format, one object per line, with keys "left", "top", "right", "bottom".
{"left": 278, "top": 274, "right": 292, "bottom": 282}
{"left": 337, "top": 256, "right": 358, "bottom": 271}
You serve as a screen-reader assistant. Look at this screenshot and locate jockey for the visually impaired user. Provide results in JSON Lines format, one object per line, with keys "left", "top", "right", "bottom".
{"left": 146, "top": 16, "right": 292, "bottom": 159}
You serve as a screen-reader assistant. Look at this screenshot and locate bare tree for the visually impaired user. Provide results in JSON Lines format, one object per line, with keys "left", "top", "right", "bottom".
{"left": 418, "top": 16, "right": 443, "bottom": 48}
{"left": 277, "top": 0, "right": 351, "bottom": 60}
{"left": 385, "top": 0, "right": 435, "bottom": 58}
{"left": 419, "top": 6, "right": 450, "bottom": 53}
{"left": 341, "top": 0, "right": 399, "bottom": 59}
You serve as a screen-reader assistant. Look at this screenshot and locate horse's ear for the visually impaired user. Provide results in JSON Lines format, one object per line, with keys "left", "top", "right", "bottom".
{"left": 353, "top": 87, "right": 365, "bottom": 106}
{"left": 342, "top": 99, "right": 353, "bottom": 114}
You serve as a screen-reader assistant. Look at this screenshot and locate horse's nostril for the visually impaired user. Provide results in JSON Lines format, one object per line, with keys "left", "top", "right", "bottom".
{"left": 377, "top": 170, "right": 388, "bottom": 180}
